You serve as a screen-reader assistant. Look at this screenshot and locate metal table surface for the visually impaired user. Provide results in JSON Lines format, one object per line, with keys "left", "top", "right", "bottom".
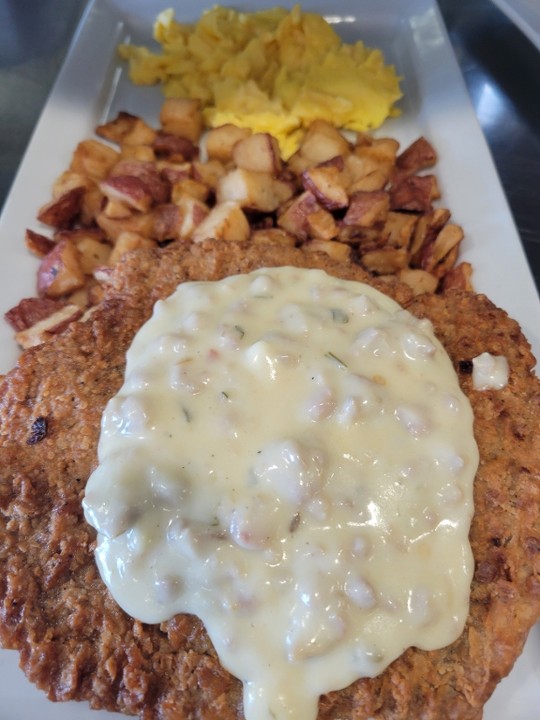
{"left": 1, "top": 0, "right": 539, "bottom": 293}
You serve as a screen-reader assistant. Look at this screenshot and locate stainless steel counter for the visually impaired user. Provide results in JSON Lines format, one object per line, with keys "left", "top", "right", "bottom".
{"left": 1, "top": 0, "right": 539, "bottom": 290}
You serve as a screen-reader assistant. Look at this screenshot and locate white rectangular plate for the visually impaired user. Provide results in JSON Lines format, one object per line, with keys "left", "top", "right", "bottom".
{"left": 1, "top": 1, "right": 539, "bottom": 718}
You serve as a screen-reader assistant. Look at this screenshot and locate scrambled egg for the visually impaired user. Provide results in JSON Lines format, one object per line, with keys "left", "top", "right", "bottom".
{"left": 119, "top": 5, "right": 402, "bottom": 157}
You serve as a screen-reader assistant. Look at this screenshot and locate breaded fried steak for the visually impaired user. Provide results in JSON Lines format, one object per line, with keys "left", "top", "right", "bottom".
{"left": 1, "top": 240, "right": 539, "bottom": 719}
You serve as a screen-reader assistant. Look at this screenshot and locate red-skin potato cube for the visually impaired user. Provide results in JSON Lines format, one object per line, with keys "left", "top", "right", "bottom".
{"left": 232, "top": 133, "right": 282, "bottom": 175}
{"left": 159, "top": 98, "right": 203, "bottom": 143}
{"left": 109, "top": 160, "right": 170, "bottom": 204}
{"left": 153, "top": 132, "right": 198, "bottom": 161}
{"left": 390, "top": 175, "right": 434, "bottom": 213}
{"left": 395, "top": 136, "right": 437, "bottom": 175}
{"left": 37, "top": 239, "right": 85, "bottom": 298}
{"left": 15, "top": 304, "right": 83, "bottom": 349}
{"left": 205, "top": 124, "right": 252, "bottom": 162}
{"left": 37, "top": 187, "right": 84, "bottom": 229}
{"left": 277, "top": 191, "right": 320, "bottom": 241}
{"left": 192, "top": 201, "right": 250, "bottom": 243}
{"left": 99, "top": 175, "right": 154, "bottom": 213}
{"left": 217, "top": 168, "right": 293, "bottom": 213}
{"left": 175, "top": 196, "right": 210, "bottom": 240}
{"left": 70, "top": 139, "right": 120, "bottom": 179}
{"left": 25, "top": 229, "right": 55, "bottom": 257}
{"left": 343, "top": 191, "right": 390, "bottom": 228}
{"left": 301, "top": 165, "right": 348, "bottom": 210}
{"left": 4, "top": 297, "right": 65, "bottom": 331}
{"left": 298, "top": 120, "right": 351, "bottom": 165}
{"left": 152, "top": 204, "right": 182, "bottom": 243}
{"left": 108, "top": 231, "right": 155, "bottom": 265}
{"left": 192, "top": 159, "right": 227, "bottom": 190}
{"left": 250, "top": 227, "right": 297, "bottom": 246}
{"left": 96, "top": 111, "right": 140, "bottom": 144}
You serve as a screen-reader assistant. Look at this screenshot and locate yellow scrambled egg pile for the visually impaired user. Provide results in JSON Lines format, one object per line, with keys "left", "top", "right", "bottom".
{"left": 119, "top": 5, "right": 402, "bottom": 157}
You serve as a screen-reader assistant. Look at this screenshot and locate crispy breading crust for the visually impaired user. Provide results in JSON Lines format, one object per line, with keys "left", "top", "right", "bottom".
{"left": 1, "top": 240, "right": 539, "bottom": 720}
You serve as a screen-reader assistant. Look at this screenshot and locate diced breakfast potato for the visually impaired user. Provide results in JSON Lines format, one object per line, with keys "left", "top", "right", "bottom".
{"left": 109, "top": 231, "right": 155, "bottom": 265}
{"left": 70, "top": 139, "right": 121, "bottom": 179}
{"left": 75, "top": 236, "right": 112, "bottom": 274}
{"left": 8, "top": 105, "right": 468, "bottom": 348}
{"left": 159, "top": 98, "right": 203, "bottom": 143}
{"left": 37, "top": 239, "right": 85, "bottom": 298}
{"left": 298, "top": 120, "right": 351, "bottom": 164}
{"left": 232, "top": 133, "right": 282, "bottom": 175}
{"left": 37, "top": 188, "right": 84, "bottom": 229}
{"left": 15, "top": 304, "right": 83, "bottom": 349}
{"left": 217, "top": 168, "right": 293, "bottom": 213}
{"left": 192, "top": 201, "right": 250, "bottom": 243}
{"left": 206, "top": 124, "right": 252, "bottom": 162}
{"left": 303, "top": 239, "right": 352, "bottom": 262}
{"left": 302, "top": 165, "right": 348, "bottom": 210}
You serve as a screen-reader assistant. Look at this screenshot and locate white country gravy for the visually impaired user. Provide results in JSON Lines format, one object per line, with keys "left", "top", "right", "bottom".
{"left": 83, "top": 267, "right": 478, "bottom": 720}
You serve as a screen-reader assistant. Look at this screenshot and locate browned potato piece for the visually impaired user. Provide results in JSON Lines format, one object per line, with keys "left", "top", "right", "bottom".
{"left": 395, "top": 136, "right": 437, "bottom": 175}
{"left": 52, "top": 170, "right": 94, "bottom": 200}
{"left": 302, "top": 164, "right": 348, "bottom": 210}
{"left": 344, "top": 191, "right": 390, "bottom": 228}
{"left": 153, "top": 132, "right": 198, "bottom": 161}
{"left": 250, "top": 227, "right": 297, "bottom": 246}
{"left": 96, "top": 111, "right": 141, "bottom": 144}
{"left": 80, "top": 186, "right": 105, "bottom": 227}
{"left": 361, "top": 247, "right": 408, "bottom": 275}
{"left": 15, "top": 304, "right": 83, "bottom": 349}
{"left": 54, "top": 228, "right": 109, "bottom": 276}
{"left": 99, "top": 175, "right": 154, "bottom": 213}
{"left": 205, "top": 124, "right": 252, "bottom": 162}
{"left": 25, "top": 229, "right": 55, "bottom": 257}
{"left": 303, "top": 239, "right": 352, "bottom": 262}
{"left": 75, "top": 237, "right": 112, "bottom": 274}
{"left": 421, "top": 223, "right": 464, "bottom": 272}
{"left": 306, "top": 208, "right": 338, "bottom": 241}
{"left": 410, "top": 208, "right": 451, "bottom": 258}
{"left": 192, "top": 159, "right": 227, "bottom": 190}
{"left": 108, "top": 231, "right": 155, "bottom": 265}
{"left": 120, "top": 118, "right": 157, "bottom": 147}
{"left": 4, "top": 296, "right": 65, "bottom": 331}
{"left": 383, "top": 212, "right": 418, "bottom": 249}
{"left": 95, "top": 211, "right": 154, "bottom": 243}
{"left": 348, "top": 169, "right": 388, "bottom": 193}
{"left": 171, "top": 178, "right": 210, "bottom": 204}
{"left": 286, "top": 150, "right": 312, "bottom": 177}
{"left": 442, "top": 261, "right": 473, "bottom": 291}
{"left": 390, "top": 175, "right": 434, "bottom": 213}
{"left": 174, "top": 196, "right": 210, "bottom": 240}
{"left": 354, "top": 137, "right": 399, "bottom": 171}
{"left": 299, "top": 119, "right": 351, "bottom": 164}
{"left": 102, "top": 199, "right": 133, "bottom": 220}
{"left": 120, "top": 145, "right": 156, "bottom": 163}
{"left": 70, "top": 139, "right": 121, "bottom": 179}
{"left": 159, "top": 98, "right": 203, "bottom": 142}
{"left": 277, "top": 191, "right": 320, "bottom": 241}
{"left": 37, "top": 187, "right": 84, "bottom": 229}
{"left": 37, "top": 239, "right": 85, "bottom": 298}
{"left": 192, "top": 201, "right": 250, "bottom": 243}
{"left": 232, "top": 133, "right": 282, "bottom": 175}
{"left": 217, "top": 168, "right": 293, "bottom": 213}
{"left": 399, "top": 268, "right": 439, "bottom": 295}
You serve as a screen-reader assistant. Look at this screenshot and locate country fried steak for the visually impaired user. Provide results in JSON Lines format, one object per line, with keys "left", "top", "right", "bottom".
{"left": 1, "top": 240, "right": 539, "bottom": 720}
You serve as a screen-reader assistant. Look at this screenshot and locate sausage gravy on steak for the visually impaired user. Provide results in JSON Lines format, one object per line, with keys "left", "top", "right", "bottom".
{"left": 84, "top": 266, "right": 478, "bottom": 720}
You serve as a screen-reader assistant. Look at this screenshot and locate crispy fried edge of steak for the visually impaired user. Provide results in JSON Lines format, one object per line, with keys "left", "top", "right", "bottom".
{"left": 0, "top": 240, "right": 539, "bottom": 720}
